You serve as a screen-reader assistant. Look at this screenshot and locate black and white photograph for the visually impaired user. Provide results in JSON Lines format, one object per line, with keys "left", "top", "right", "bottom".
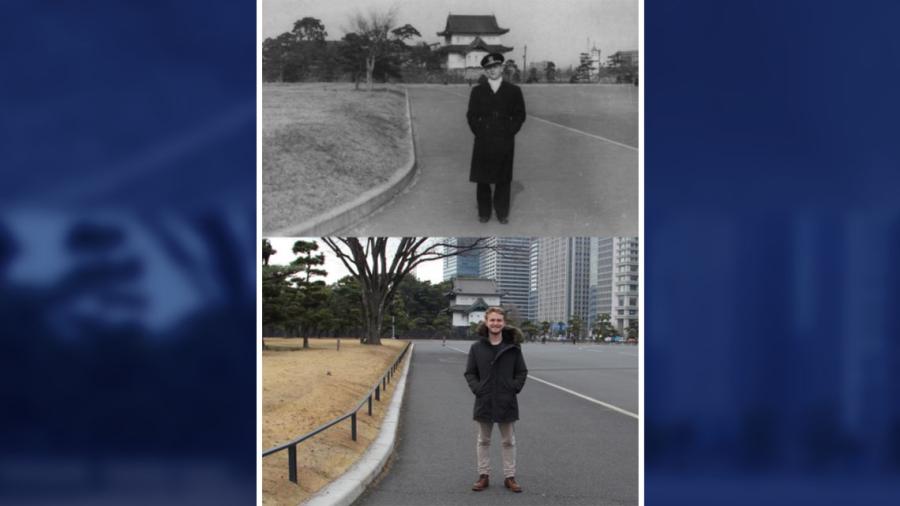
{"left": 262, "top": 0, "right": 639, "bottom": 237}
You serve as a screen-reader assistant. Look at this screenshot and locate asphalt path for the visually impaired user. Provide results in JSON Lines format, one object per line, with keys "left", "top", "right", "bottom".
{"left": 339, "top": 85, "right": 638, "bottom": 237}
{"left": 353, "top": 339, "right": 638, "bottom": 506}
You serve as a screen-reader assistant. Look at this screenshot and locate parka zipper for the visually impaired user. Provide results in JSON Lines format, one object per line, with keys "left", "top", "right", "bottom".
{"left": 490, "top": 343, "right": 516, "bottom": 366}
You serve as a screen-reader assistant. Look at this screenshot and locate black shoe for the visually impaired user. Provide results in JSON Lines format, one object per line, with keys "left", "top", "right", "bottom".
{"left": 498, "top": 216, "right": 509, "bottom": 224}
{"left": 479, "top": 216, "right": 490, "bottom": 223}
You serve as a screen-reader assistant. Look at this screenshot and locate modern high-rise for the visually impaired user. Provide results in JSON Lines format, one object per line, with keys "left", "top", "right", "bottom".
{"left": 528, "top": 240, "right": 540, "bottom": 322}
{"left": 589, "top": 237, "right": 639, "bottom": 332}
{"left": 441, "top": 237, "right": 482, "bottom": 281}
{"left": 533, "top": 237, "right": 592, "bottom": 333}
{"left": 479, "top": 237, "right": 532, "bottom": 321}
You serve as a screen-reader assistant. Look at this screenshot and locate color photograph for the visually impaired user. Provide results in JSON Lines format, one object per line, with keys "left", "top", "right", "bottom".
{"left": 261, "top": 236, "right": 639, "bottom": 505}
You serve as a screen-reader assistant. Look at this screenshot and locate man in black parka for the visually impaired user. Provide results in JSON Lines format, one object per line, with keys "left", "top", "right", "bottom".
{"left": 466, "top": 53, "right": 526, "bottom": 224}
{"left": 464, "top": 307, "right": 528, "bottom": 493}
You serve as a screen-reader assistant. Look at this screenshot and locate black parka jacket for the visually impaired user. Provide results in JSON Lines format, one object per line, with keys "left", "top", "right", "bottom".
{"left": 466, "top": 80, "right": 526, "bottom": 184}
{"left": 464, "top": 325, "right": 528, "bottom": 423}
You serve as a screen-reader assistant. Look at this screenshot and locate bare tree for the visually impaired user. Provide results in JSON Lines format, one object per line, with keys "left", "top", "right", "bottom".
{"left": 346, "top": 7, "right": 420, "bottom": 91}
{"left": 321, "top": 238, "right": 489, "bottom": 345}
{"left": 262, "top": 238, "right": 276, "bottom": 266}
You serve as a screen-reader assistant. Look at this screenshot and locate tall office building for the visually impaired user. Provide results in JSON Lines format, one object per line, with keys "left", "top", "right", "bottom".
{"left": 479, "top": 237, "right": 532, "bottom": 320}
{"left": 588, "top": 238, "right": 614, "bottom": 330}
{"left": 441, "top": 237, "right": 482, "bottom": 281}
{"left": 534, "top": 237, "right": 592, "bottom": 332}
{"left": 528, "top": 239, "right": 540, "bottom": 322}
{"left": 589, "top": 237, "right": 639, "bottom": 332}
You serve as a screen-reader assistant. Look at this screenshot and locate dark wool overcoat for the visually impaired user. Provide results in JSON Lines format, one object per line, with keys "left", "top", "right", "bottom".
{"left": 464, "top": 325, "right": 528, "bottom": 423}
{"left": 466, "top": 80, "right": 526, "bottom": 184}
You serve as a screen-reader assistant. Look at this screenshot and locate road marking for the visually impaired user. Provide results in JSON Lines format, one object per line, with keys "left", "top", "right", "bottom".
{"left": 577, "top": 346, "right": 638, "bottom": 356}
{"left": 526, "top": 115, "right": 638, "bottom": 151}
{"left": 446, "top": 345, "right": 468, "bottom": 354}
{"left": 444, "top": 343, "right": 638, "bottom": 419}
{"left": 429, "top": 87, "right": 639, "bottom": 152}
{"left": 528, "top": 375, "right": 639, "bottom": 420}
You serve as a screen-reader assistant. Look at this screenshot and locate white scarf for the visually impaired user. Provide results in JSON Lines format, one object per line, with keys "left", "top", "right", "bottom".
{"left": 488, "top": 77, "right": 502, "bottom": 93}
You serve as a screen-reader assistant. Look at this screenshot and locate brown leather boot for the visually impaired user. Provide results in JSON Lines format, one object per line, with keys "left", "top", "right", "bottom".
{"left": 504, "top": 476, "right": 522, "bottom": 493}
{"left": 472, "top": 474, "right": 489, "bottom": 491}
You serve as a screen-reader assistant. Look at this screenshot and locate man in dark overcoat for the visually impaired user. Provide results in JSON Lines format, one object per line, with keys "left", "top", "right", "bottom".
{"left": 466, "top": 53, "right": 526, "bottom": 224}
{"left": 464, "top": 307, "right": 528, "bottom": 493}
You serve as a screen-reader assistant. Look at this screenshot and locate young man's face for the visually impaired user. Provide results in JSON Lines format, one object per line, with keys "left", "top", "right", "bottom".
{"left": 485, "top": 64, "right": 503, "bottom": 80}
{"left": 486, "top": 312, "right": 505, "bottom": 335}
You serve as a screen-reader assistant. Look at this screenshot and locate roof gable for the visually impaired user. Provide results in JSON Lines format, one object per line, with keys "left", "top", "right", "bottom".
{"left": 468, "top": 36, "right": 490, "bottom": 51}
{"left": 468, "top": 297, "right": 490, "bottom": 311}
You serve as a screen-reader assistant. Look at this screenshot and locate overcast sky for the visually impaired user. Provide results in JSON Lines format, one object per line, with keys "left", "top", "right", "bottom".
{"left": 262, "top": 0, "right": 638, "bottom": 69}
{"left": 267, "top": 237, "right": 445, "bottom": 284}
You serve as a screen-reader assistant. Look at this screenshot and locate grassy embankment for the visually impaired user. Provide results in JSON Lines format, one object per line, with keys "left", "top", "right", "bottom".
{"left": 262, "top": 338, "right": 408, "bottom": 506}
{"left": 262, "top": 83, "right": 410, "bottom": 232}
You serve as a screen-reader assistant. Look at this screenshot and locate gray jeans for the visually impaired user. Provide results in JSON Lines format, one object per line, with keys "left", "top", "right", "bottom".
{"left": 476, "top": 421, "right": 516, "bottom": 478}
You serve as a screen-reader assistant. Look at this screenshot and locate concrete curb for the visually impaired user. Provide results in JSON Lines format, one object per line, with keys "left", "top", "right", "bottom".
{"left": 270, "top": 87, "right": 418, "bottom": 237}
{"left": 302, "top": 342, "right": 415, "bottom": 506}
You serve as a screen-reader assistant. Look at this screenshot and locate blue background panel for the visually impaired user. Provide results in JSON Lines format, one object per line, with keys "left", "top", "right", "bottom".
{"left": 646, "top": 1, "right": 900, "bottom": 504}
{"left": 0, "top": 2, "right": 256, "bottom": 504}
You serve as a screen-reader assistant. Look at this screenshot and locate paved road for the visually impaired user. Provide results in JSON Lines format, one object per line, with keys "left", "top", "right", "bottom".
{"left": 353, "top": 340, "right": 638, "bottom": 506}
{"left": 339, "top": 85, "right": 638, "bottom": 237}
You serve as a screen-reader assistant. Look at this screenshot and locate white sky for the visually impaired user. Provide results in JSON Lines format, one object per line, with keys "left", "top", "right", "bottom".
{"left": 267, "top": 237, "right": 445, "bottom": 284}
{"left": 262, "top": 0, "right": 638, "bottom": 69}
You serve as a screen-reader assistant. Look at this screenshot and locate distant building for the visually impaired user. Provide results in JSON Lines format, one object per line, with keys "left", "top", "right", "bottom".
{"left": 607, "top": 50, "right": 639, "bottom": 68}
{"left": 528, "top": 60, "right": 551, "bottom": 72}
{"left": 589, "top": 47, "right": 602, "bottom": 77}
{"left": 588, "top": 237, "right": 639, "bottom": 332}
{"left": 534, "top": 237, "right": 592, "bottom": 334}
{"left": 588, "top": 238, "right": 614, "bottom": 331}
{"left": 574, "top": 46, "right": 602, "bottom": 82}
{"left": 528, "top": 240, "right": 540, "bottom": 322}
{"left": 447, "top": 278, "right": 502, "bottom": 332}
{"left": 442, "top": 238, "right": 482, "bottom": 281}
{"left": 437, "top": 14, "right": 513, "bottom": 77}
{"left": 479, "top": 237, "right": 532, "bottom": 321}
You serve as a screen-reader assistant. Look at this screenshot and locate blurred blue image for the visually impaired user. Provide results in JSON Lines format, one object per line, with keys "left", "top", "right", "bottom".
{"left": 646, "top": 0, "right": 900, "bottom": 504}
{"left": 0, "top": 1, "right": 255, "bottom": 504}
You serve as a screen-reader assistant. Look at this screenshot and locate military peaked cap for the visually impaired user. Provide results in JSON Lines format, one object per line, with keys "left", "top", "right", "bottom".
{"left": 481, "top": 52, "right": 505, "bottom": 68}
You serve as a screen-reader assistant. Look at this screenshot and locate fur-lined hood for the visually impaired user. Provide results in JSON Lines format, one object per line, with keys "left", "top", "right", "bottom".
{"left": 476, "top": 322, "right": 524, "bottom": 345}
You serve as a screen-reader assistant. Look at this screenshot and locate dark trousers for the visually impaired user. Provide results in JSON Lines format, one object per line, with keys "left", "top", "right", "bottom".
{"left": 477, "top": 182, "right": 511, "bottom": 219}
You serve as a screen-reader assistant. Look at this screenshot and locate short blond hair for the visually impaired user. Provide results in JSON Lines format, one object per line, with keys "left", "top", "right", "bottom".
{"left": 485, "top": 306, "right": 506, "bottom": 318}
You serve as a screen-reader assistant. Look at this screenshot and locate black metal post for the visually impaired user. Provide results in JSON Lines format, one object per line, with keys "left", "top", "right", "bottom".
{"left": 288, "top": 445, "right": 298, "bottom": 483}
{"left": 375, "top": 385, "right": 380, "bottom": 401}
{"left": 351, "top": 412, "right": 357, "bottom": 441}
{"left": 368, "top": 394, "right": 373, "bottom": 415}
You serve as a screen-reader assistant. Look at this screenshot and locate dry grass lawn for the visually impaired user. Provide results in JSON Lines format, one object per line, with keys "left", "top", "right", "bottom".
{"left": 263, "top": 83, "right": 410, "bottom": 233}
{"left": 262, "top": 338, "right": 409, "bottom": 506}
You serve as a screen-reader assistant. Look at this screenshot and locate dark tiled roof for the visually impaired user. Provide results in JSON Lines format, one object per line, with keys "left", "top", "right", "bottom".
{"left": 450, "top": 277, "right": 499, "bottom": 296}
{"left": 437, "top": 15, "right": 509, "bottom": 36}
